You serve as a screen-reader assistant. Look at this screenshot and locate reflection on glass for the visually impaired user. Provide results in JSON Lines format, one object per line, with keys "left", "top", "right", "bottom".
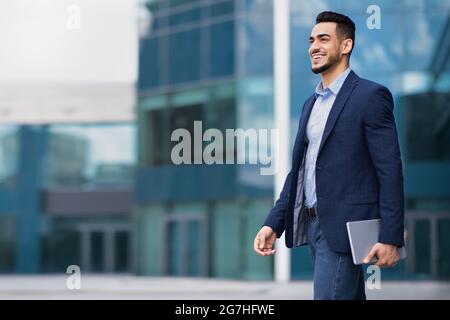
{"left": 142, "top": 82, "right": 236, "bottom": 166}
{"left": 210, "top": 21, "right": 235, "bottom": 78}
{"left": 243, "top": 15, "right": 273, "bottom": 76}
{"left": 169, "top": 8, "right": 201, "bottom": 27}
{"left": 0, "top": 126, "right": 19, "bottom": 186}
{"left": 42, "top": 227, "right": 80, "bottom": 273}
{"left": 0, "top": 216, "right": 16, "bottom": 272}
{"left": 209, "top": 0, "right": 234, "bottom": 18}
{"left": 402, "top": 89, "right": 450, "bottom": 161}
{"left": 46, "top": 125, "right": 136, "bottom": 188}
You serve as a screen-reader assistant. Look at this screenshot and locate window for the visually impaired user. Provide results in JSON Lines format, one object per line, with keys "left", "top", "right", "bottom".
{"left": 403, "top": 92, "right": 450, "bottom": 161}
{"left": 147, "top": 104, "right": 203, "bottom": 165}
{"left": 169, "top": 8, "right": 201, "bottom": 27}
{"left": 139, "top": 37, "right": 160, "bottom": 90}
{"left": 46, "top": 125, "right": 136, "bottom": 187}
{"left": 209, "top": 21, "right": 235, "bottom": 78}
{"left": 142, "top": 83, "right": 237, "bottom": 166}
{"left": 169, "top": 29, "right": 201, "bottom": 84}
{"left": 209, "top": 1, "right": 234, "bottom": 18}
{"left": 0, "top": 216, "right": 16, "bottom": 273}
{"left": 0, "top": 126, "right": 19, "bottom": 186}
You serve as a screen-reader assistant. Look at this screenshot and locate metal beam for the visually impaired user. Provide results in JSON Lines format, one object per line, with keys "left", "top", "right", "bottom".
{"left": 273, "top": 0, "right": 291, "bottom": 282}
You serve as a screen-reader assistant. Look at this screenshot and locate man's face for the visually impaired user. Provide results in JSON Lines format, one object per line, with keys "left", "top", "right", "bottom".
{"left": 309, "top": 22, "right": 343, "bottom": 74}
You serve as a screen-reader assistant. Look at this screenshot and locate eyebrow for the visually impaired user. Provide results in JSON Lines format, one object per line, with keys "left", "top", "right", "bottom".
{"left": 309, "top": 33, "right": 331, "bottom": 41}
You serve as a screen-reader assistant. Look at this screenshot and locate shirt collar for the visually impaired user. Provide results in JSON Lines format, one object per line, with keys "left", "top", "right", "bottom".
{"left": 315, "top": 68, "right": 351, "bottom": 97}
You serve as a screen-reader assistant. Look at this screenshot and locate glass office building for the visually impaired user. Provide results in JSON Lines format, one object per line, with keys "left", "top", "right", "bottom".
{"left": 136, "top": 0, "right": 450, "bottom": 279}
{"left": 0, "top": 124, "right": 135, "bottom": 274}
{"left": 0, "top": 1, "right": 138, "bottom": 275}
{"left": 136, "top": 0, "right": 275, "bottom": 279}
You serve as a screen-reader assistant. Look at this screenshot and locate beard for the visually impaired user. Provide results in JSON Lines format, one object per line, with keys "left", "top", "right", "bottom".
{"left": 311, "top": 52, "right": 340, "bottom": 74}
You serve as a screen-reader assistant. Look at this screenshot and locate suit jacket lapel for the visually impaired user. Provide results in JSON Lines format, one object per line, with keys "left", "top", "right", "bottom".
{"left": 292, "top": 95, "right": 316, "bottom": 170}
{"left": 317, "top": 70, "right": 359, "bottom": 156}
{"left": 298, "top": 95, "right": 316, "bottom": 138}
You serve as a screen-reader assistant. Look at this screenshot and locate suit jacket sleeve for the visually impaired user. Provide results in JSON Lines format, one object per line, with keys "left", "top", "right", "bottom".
{"left": 263, "top": 170, "right": 292, "bottom": 238}
{"left": 364, "top": 86, "right": 405, "bottom": 246}
{"left": 262, "top": 97, "right": 313, "bottom": 238}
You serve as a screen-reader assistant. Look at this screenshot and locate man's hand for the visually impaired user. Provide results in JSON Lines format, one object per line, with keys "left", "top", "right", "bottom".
{"left": 254, "top": 226, "right": 277, "bottom": 256}
{"left": 363, "top": 242, "right": 400, "bottom": 267}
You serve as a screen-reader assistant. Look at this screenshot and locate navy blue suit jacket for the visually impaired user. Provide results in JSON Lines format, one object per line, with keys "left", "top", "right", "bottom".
{"left": 264, "top": 70, "right": 404, "bottom": 253}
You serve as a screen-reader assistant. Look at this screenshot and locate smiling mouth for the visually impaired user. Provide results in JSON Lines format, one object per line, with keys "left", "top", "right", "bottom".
{"left": 311, "top": 53, "right": 325, "bottom": 62}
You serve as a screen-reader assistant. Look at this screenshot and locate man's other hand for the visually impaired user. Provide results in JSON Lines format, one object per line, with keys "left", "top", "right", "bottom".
{"left": 254, "top": 226, "right": 277, "bottom": 256}
{"left": 363, "top": 242, "right": 400, "bottom": 267}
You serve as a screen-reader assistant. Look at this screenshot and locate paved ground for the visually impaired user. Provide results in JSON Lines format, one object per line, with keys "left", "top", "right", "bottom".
{"left": 0, "top": 276, "right": 449, "bottom": 300}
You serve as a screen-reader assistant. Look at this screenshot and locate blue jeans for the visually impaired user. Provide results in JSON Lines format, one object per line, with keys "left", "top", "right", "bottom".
{"left": 307, "top": 215, "right": 366, "bottom": 300}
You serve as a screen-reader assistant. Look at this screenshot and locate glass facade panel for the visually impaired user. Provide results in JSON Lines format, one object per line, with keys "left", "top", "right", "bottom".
{"left": 139, "top": 37, "right": 160, "bottom": 90}
{"left": 168, "top": 221, "right": 182, "bottom": 275}
{"left": 115, "top": 231, "right": 130, "bottom": 272}
{"left": 169, "top": 8, "right": 201, "bottom": 27}
{"left": 209, "top": 21, "right": 235, "bottom": 78}
{"left": 150, "top": 14, "right": 167, "bottom": 32}
{"left": 42, "top": 226, "right": 80, "bottom": 273}
{"left": 169, "top": 29, "right": 201, "bottom": 84}
{"left": 209, "top": 0, "right": 234, "bottom": 18}
{"left": 403, "top": 13, "right": 448, "bottom": 71}
{"left": 46, "top": 125, "right": 136, "bottom": 188}
{"left": 141, "top": 82, "right": 236, "bottom": 167}
{"left": 241, "top": 16, "right": 273, "bottom": 76}
{"left": 0, "top": 126, "right": 19, "bottom": 186}
{"left": 243, "top": 0, "right": 273, "bottom": 14}
{"left": 0, "top": 216, "right": 16, "bottom": 273}
{"left": 91, "top": 231, "right": 104, "bottom": 273}
{"left": 169, "top": 0, "right": 199, "bottom": 9}
{"left": 141, "top": 2, "right": 236, "bottom": 90}
{"left": 402, "top": 92, "right": 450, "bottom": 161}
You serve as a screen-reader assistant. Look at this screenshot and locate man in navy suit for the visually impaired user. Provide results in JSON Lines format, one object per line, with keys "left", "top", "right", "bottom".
{"left": 253, "top": 11, "right": 404, "bottom": 300}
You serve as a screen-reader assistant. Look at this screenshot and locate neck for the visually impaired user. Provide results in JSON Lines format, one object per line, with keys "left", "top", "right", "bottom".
{"left": 321, "top": 61, "right": 349, "bottom": 88}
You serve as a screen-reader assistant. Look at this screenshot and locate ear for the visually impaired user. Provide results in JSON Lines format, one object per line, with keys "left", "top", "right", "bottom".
{"left": 341, "top": 38, "right": 353, "bottom": 55}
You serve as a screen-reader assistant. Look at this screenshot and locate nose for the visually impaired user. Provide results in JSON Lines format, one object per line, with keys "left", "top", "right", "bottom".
{"left": 309, "top": 41, "right": 320, "bottom": 55}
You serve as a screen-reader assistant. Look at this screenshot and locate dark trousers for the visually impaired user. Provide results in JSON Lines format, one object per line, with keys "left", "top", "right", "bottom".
{"left": 306, "top": 215, "right": 366, "bottom": 300}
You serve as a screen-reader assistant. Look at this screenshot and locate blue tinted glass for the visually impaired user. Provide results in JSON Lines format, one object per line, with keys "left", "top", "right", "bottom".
{"left": 169, "top": 29, "right": 201, "bottom": 84}
{"left": 168, "top": 221, "right": 182, "bottom": 275}
{"left": 243, "top": 0, "right": 273, "bottom": 14}
{"left": 210, "top": 0, "right": 234, "bottom": 18}
{"left": 243, "top": 16, "right": 273, "bottom": 75}
{"left": 337, "top": 0, "right": 406, "bottom": 12}
{"left": 46, "top": 125, "right": 136, "bottom": 187}
{"left": 188, "top": 220, "right": 201, "bottom": 276}
{"left": 290, "top": 21, "right": 314, "bottom": 77}
{"left": 169, "top": 8, "right": 201, "bottom": 27}
{"left": 169, "top": 0, "right": 199, "bottom": 9}
{"left": 0, "top": 126, "right": 19, "bottom": 185}
{"left": 151, "top": 15, "right": 167, "bottom": 31}
{"left": 146, "top": 0, "right": 164, "bottom": 12}
{"left": 404, "top": 12, "right": 448, "bottom": 71}
{"left": 349, "top": 13, "right": 403, "bottom": 74}
{"left": 139, "top": 37, "right": 160, "bottom": 90}
{"left": 209, "top": 21, "right": 235, "bottom": 77}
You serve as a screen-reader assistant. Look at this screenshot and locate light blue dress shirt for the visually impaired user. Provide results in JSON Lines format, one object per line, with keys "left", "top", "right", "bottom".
{"left": 303, "top": 68, "right": 351, "bottom": 208}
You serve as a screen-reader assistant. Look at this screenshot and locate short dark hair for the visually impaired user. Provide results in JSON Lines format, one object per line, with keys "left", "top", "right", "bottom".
{"left": 316, "top": 11, "right": 355, "bottom": 56}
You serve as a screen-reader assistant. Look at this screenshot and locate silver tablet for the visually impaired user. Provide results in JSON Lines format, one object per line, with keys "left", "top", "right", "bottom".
{"left": 346, "top": 218, "right": 407, "bottom": 265}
